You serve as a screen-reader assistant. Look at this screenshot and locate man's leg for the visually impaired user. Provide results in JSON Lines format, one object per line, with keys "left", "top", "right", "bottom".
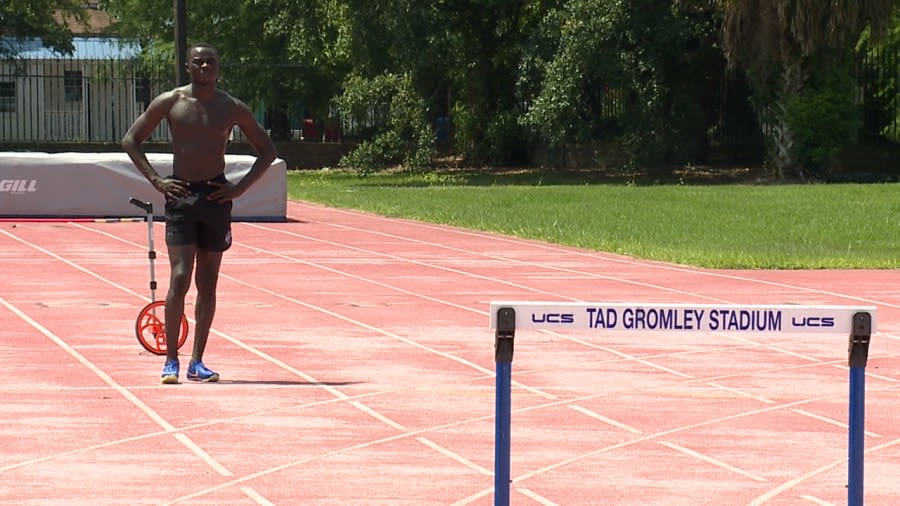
{"left": 165, "top": 244, "right": 196, "bottom": 362}
{"left": 190, "top": 248, "right": 223, "bottom": 363}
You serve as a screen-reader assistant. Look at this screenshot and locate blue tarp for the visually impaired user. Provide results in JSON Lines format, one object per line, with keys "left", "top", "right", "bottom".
{"left": 1, "top": 36, "right": 140, "bottom": 60}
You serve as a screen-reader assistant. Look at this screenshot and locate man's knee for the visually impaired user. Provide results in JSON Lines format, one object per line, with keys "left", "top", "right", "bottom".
{"left": 169, "top": 268, "right": 193, "bottom": 293}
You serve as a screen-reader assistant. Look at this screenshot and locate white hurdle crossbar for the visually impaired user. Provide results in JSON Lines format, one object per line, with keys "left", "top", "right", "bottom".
{"left": 490, "top": 301, "right": 876, "bottom": 506}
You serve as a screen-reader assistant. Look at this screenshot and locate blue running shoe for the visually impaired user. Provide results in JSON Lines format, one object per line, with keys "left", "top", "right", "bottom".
{"left": 160, "top": 359, "right": 179, "bottom": 384}
{"left": 187, "top": 361, "right": 220, "bottom": 382}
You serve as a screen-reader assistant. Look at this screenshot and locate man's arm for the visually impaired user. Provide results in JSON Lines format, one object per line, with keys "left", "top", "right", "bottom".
{"left": 121, "top": 92, "right": 184, "bottom": 197}
{"left": 231, "top": 99, "right": 278, "bottom": 195}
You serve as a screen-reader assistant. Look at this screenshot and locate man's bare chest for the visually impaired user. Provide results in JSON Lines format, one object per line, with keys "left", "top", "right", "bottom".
{"left": 169, "top": 99, "right": 233, "bottom": 133}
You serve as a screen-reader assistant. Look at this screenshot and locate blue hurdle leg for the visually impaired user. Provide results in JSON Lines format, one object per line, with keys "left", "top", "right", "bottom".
{"left": 493, "top": 307, "right": 516, "bottom": 506}
{"left": 848, "top": 366, "right": 865, "bottom": 506}
{"left": 495, "top": 361, "right": 511, "bottom": 506}
{"left": 847, "top": 312, "right": 872, "bottom": 506}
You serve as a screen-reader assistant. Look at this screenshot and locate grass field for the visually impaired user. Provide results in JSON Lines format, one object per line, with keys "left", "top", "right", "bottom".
{"left": 286, "top": 168, "right": 900, "bottom": 269}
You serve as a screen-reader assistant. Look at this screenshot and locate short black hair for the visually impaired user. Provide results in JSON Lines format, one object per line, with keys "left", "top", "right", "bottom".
{"left": 185, "top": 42, "right": 218, "bottom": 61}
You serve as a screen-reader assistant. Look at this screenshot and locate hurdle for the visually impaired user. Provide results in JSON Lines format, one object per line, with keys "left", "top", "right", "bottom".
{"left": 490, "top": 301, "right": 876, "bottom": 506}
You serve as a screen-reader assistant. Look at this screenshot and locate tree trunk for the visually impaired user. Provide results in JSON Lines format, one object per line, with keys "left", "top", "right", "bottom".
{"left": 768, "top": 62, "right": 805, "bottom": 180}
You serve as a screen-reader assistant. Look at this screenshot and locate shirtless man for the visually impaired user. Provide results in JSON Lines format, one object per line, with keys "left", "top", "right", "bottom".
{"left": 122, "top": 42, "right": 277, "bottom": 384}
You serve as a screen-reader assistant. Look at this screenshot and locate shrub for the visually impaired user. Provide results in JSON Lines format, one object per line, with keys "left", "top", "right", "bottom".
{"left": 785, "top": 65, "right": 860, "bottom": 176}
{"left": 336, "top": 73, "right": 434, "bottom": 175}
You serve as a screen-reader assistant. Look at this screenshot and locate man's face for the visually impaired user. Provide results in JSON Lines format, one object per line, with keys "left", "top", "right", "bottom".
{"left": 186, "top": 47, "right": 219, "bottom": 84}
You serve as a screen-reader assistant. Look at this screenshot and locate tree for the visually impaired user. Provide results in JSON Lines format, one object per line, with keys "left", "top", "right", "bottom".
{"left": 104, "top": 0, "right": 331, "bottom": 138}
{"left": 335, "top": 72, "right": 434, "bottom": 173}
{"left": 1, "top": 0, "right": 86, "bottom": 55}
{"left": 432, "top": 0, "right": 546, "bottom": 164}
{"left": 707, "top": 0, "right": 897, "bottom": 178}
{"left": 262, "top": 0, "right": 549, "bottom": 166}
{"left": 858, "top": 5, "right": 900, "bottom": 142}
{"left": 520, "top": 0, "right": 724, "bottom": 167}
{"left": 274, "top": 0, "right": 547, "bottom": 164}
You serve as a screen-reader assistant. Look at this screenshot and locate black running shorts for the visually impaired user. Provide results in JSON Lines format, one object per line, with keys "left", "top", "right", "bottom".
{"left": 164, "top": 174, "right": 233, "bottom": 252}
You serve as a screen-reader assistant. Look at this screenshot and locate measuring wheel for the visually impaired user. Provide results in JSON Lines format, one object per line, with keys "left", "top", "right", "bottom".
{"left": 135, "top": 300, "right": 189, "bottom": 355}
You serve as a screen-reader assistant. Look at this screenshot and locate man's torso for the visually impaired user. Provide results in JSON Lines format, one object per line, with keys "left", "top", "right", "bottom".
{"left": 167, "top": 88, "right": 236, "bottom": 181}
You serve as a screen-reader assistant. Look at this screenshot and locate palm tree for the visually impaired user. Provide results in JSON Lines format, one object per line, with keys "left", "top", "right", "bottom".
{"left": 711, "top": 0, "right": 896, "bottom": 178}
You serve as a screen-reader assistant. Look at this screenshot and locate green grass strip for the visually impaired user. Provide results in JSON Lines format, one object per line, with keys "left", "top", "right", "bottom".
{"left": 287, "top": 170, "right": 900, "bottom": 269}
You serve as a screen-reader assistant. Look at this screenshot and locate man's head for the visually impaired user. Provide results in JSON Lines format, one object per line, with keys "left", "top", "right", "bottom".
{"left": 185, "top": 42, "right": 219, "bottom": 85}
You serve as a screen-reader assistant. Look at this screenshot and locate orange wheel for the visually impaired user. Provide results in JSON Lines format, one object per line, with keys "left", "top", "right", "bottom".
{"left": 134, "top": 300, "right": 188, "bottom": 355}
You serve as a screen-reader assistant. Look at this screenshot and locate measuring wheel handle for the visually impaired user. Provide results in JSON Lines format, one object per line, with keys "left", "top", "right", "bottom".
{"left": 128, "top": 197, "right": 189, "bottom": 355}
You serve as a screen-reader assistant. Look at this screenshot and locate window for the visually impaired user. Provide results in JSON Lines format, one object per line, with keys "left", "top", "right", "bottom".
{"left": 0, "top": 82, "right": 14, "bottom": 113}
{"left": 64, "top": 70, "right": 83, "bottom": 102}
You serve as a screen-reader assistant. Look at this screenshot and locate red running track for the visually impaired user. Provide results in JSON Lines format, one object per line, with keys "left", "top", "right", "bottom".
{"left": 1, "top": 200, "right": 900, "bottom": 505}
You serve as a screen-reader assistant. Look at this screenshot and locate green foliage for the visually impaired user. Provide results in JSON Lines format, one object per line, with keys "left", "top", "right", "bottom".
{"left": 452, "top": 91, "right": 530, "bottom": 165}
{"left": 449, "top": 102, "right": 477, "bottom": 159}
{"left": 105, "top": 0, "right": 336, "bottom": 120}
{"left": 858, "top": 5, "right": 900, "bottom": 141}
{"left": 784, "top": 64, "right": 860, "bottom": 174}
{"left": 520, "top": 0, "right": 618, "bottom": 148}
{"left": 101, "top": 0, "right": 171, "bottom": 44}
{"left": 338, "top": 131, "right": 401, "bottom": 175}
{"left": 714, "top": 0, "right": 898, "bottom": 176}
{"left": 520, "top": 0, "right": 724, "bottom": 167}
{"left": 431, "top": 0, "right": 544, "bottom": 164}
{"left": 1, "top": 0, "right": 85, "bottom": 55}
{"left": 102, "top": 0, "right": 898, "bottom": 171}
{"left": 485, "top": 110, "right": 530, "bottom": 164}
{"left": 336, "top": 73, "right": 434, "bottom": 174}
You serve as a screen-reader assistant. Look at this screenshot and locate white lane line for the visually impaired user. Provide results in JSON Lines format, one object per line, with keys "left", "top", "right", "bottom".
{"left": 352, "top": 400, "right": 408, "bottom": 431}
{"left": 0, "top": 295, "right": 233, "bottom": 478}
{"left": 416, "top": 437, "right": 492, "bottom": 475}
{"left": 511, "top": 392, "right": 852, "bottom": 484}
{"left": 748, "top": 436, "right": 900, "bottom": 505}
{"left": 173, "top": 433, "right": 234, "bottom": 476}
{"left": 69, "top": 221, "right": 554, "bottom": 403}
{"left": 287, "top": 200, "right": 900, "bottom": 310}
{"left": 657, "top": 441, "right": 768, "bottom": 482}
{"left": 100, "top": 221, "right": 900, "bottom": 498}
{"left": 0, "top": 227, "right": 144, "bottom": 299}
{"left": 0, "top": 388, "right": 395, "bottom": 473}
{"left": 240, "top": 487, "right": 277, "bottom": 506}
{"left": 215, "top": 264, "right": 557, "bottom": 401}
{"left": 567, "top": 405, "right": 642, "bottom": 434}
{"left": 516, "top": 488, "right": 560, "bottom": 506}
{"left": 162, "top": 412, "right": 501, "bottom": 505}
{"left": 706, "top": 382, "right": 774, "bottom": 404}
{"left": 449, "top": 486, "right": 493, "bottom": 505}
{"left": 791, "top": 408, "right": 882, "bottom": 438}
{"left": 19, "top": 217, "right": 892, "bottom": 502}
{"left": 245, "top": 220, "right": 897, "bottom": 392}
{"left": 184, "top": 214, "right": 900, "bottom": 502}
{"left": 248, "top": 220, "right": 732, "bottom": 305}
{"left": 800, "top": 495, "right": 836, "bottom": 505}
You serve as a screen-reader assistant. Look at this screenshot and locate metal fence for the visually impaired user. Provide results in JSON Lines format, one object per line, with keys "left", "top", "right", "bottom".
{"left": 0, "top": 57, "right": 174, "bottom": 143}
{"left": 1, "top": 45, "right": 896, "bottom": 149}
{"left": 0, "top": 55, "right": 333, "bottom": 145}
